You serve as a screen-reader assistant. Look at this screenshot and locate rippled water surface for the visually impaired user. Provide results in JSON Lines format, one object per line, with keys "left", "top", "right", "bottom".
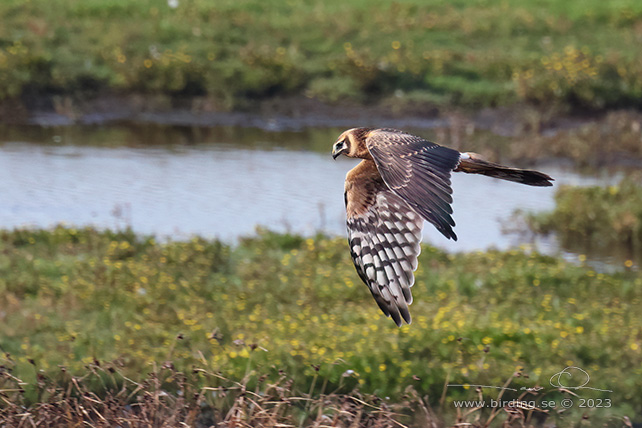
{"left": 0, "top": 124, "right": 614, "bottom": 256}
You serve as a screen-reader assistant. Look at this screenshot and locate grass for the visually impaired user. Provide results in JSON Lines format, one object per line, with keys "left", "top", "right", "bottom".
{"left": 0, "top": 363, "right": 424, "bottom": 427}
{"left": 523, "top": 178, "right": 642, "bottom": 264}
{"left": 2, "top": 0, "right": 642, "bottom": 111}
{"left": 0, "top": 226, "right": 640, "bottom": 426}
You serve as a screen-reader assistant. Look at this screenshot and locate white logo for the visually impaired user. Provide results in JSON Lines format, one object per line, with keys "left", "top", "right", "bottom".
{"left": 549, "top": 366, "right": 612, "bottom": 392}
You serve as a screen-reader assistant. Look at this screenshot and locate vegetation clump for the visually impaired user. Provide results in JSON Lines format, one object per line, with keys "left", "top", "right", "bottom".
{"left": 525, "top": 179, "right": 642, "bottom": 262}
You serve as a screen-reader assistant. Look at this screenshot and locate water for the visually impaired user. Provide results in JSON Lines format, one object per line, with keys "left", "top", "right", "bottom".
{"left": 0, "top": 124, "right": 615, "bottom": 256}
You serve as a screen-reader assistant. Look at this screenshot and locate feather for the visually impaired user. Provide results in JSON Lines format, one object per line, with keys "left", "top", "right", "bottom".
{"left": 365, "top": 129, "right": 461, "bottom": 241}
{"left": 344, "top": 160, "right": 423, "bottom": 326}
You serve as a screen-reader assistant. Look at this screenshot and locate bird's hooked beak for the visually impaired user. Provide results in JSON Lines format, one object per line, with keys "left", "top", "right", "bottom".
{"left": 332, "top": 139, "right": 347, "bottom": 160}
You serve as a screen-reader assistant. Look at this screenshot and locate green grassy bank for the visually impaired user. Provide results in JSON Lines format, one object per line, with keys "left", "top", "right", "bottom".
{"left": 525, "top": 178, "right": 642, "bottom": 264}
{"left": 0, "top": 227, "right": 640, "bottom": 426}
{"left": 2, "top": 0, "right": 642, "bottom": 111}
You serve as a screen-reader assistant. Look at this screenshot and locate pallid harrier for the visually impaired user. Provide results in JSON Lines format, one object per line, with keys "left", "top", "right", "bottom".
{"left": 332, "top": 127, "right": 553, "bottom": 326}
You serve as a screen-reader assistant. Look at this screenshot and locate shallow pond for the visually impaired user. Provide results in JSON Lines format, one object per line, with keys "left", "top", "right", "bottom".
{"left": 0, "top": 123, "right": 617, "bottom": 260}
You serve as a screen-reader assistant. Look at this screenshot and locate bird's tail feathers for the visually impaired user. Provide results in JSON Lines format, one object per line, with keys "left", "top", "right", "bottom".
{"left": 455, "top": 152, "right": 553, "bottom": 187}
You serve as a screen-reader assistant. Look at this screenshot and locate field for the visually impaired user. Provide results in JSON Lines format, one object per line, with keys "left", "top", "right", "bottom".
{"left": 1, "top": 0, "right": 642, "bottom": 111}
{"left": 1, "top": 226, "right": 640, "bottom": 426}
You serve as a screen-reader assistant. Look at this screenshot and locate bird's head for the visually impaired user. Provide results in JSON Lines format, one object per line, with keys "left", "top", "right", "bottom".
{"left": 332, "top": 128, "right": 373, "bottom": 159}
{"left": 331, "top": 134, "right": 349, "bottom": 159}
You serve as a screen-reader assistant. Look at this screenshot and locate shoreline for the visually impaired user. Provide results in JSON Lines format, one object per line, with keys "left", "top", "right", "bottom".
{"left": 1, "top": 93, "right": 600, "bottom": 135}
{"left": 3, "top": 94, "right": 642, "bottom": 170}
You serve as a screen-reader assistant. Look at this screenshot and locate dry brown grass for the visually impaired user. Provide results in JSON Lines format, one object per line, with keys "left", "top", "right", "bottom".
{"left": 0, "top": 359, "right": 433, "bottom": 428}
{"left": 0, "top": 358, "right": 570, "bottom": 428}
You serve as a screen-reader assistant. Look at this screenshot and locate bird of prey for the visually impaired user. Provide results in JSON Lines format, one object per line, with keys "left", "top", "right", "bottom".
{"left": 332, "top": 127, "right": 553, "bottom": 326}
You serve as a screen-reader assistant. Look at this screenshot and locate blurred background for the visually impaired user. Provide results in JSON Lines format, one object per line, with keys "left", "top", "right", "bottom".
{"left": 1, "top": 0, "right": 642, "bottom": 426}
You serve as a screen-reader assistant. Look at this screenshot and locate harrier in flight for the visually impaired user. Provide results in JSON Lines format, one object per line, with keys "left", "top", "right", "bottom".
{"left": 332, "top": 127, "right": 553, "bottom": 326}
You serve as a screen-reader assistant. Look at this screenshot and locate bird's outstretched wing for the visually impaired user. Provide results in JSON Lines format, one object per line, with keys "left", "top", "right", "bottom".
{"left": 345, "top": 173, "right": 423, "bottom": 326}
{"left": 365, "top": 129, "right": 462, "bottom": 240}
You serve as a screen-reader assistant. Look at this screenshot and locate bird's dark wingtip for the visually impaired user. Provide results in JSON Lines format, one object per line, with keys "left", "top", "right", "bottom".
{"left": 390, "top": 312, "right": 403, "bottom": 327}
